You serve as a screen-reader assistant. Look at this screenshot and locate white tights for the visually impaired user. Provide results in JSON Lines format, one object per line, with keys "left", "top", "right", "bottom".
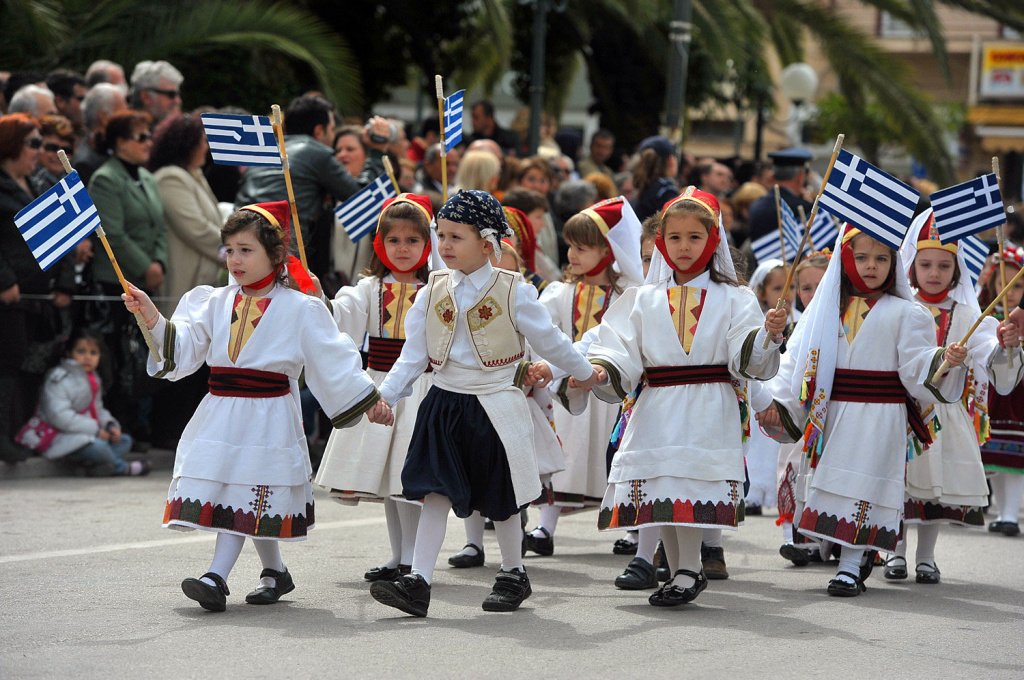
{"left": 992, "top": 473, "right": 1024, "bottom": 523}
{"left": 383, "top": 498, "right": 421, "bottom": 567}
{"left": 201, "top": 533, "right": 286, "bottom": 587}
{"left": 659, "top": 526, "right": 704, "bottom": 588}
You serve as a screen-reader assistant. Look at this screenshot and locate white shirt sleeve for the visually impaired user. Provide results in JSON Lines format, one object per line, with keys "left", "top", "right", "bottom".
{"left": 514, "top": 281, "right": 592, "bottom": 381}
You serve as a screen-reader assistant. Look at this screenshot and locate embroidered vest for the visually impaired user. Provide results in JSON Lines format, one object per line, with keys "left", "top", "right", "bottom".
{"left": 425, "top": 269, "right": 525, "bottom": 371}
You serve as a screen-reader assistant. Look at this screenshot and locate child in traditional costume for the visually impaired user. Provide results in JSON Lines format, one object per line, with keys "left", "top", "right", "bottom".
{"left": 883, "top": 210, "right": 1022, "bottom": 583}
{"left": 762, "top": 224, "right": 968, "bottom": 597}
{"left": 745, "top": 259, "right": 790, "bottom": 517}
{"left": 524, "top": 196, "right": 644, "bottom": 557}
{"left": 772, "top": 251, "right": 831, "bottom": 566}
{"left": 315, "top": 194, "right": 435, "bottom": 582}
{"left": 122, "top": 201, "right": 390, "bottom": 612}
{"left": 369, "top": 190, "right": 598, "bottom": 617}
{"left": 583, "top": 187, "right": 787, "bottom": 607}
{"left": 980, "top": 246, "right": 1024, "bottom": 537}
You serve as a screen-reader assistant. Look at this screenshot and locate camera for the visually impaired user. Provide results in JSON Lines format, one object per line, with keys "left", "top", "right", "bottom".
{"left": 367, "top": 119, "right": 399, "bottom": 145}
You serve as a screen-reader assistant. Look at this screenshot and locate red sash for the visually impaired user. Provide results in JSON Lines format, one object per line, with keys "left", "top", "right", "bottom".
{"left": 208, "top": 367, "right": 290, "bottom": 398}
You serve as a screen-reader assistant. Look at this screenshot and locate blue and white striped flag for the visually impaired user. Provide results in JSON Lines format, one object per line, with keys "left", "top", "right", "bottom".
{"left": 808, "top": 207, "right": 839, "bottom": 252}
{"left": 443, "top": 90, "right": 465, "bottom": 152}
{"left": 335, "top": 175, "right": 396, "bottom": 243}
{"left": 929, "top": 174, "right": 1005, "bottom": 243}
{"left": 960, "top": 234, "right": 990, "bottom": 286}
{"left": 200, "top": 113, "right": 281, "bottom": 167}
{"left": 14, "top": 171, "right": 100, "bottom": 271}
{"left": 819, "top": 149, "right": 919, "bottom": 250}
{"left": 752, "top": 200, "right": 802, "bottom": 263}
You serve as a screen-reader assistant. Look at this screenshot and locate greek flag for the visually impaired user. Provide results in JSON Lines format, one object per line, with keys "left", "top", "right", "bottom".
{"left": 14, "top": 171, "right": 100, "bottom": 271}
{"left": 335, "top": 175, "right": 396, "bottom": 242}
{"left": 929, "top": 174, "right": 1005, "bottom": 243}
{"left": 200, "top": 113, "right": 281, "bottom": 167}
{"left": 820, "top": 149, "right": 919, "bottom": 250}
{"left": 808, "top": 208, "right": 839, "bottom": 252}
{"left": 444, "top": 90, "right": 465, "bottom": 152}
{"left": 752, "top": 200, "right": 802, "bottom": 263}
{"left": 960, "top": 235, "right": 990, "bottom": 286}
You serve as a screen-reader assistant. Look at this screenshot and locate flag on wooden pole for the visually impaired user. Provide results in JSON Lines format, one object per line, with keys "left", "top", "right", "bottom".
{"left": 929, "top": 174, "right": 1006, "bottom": 243}
{"left": 443, "top": 90, "right": 465, "bottom": 152}
{"left": 200, "top": 113, "right": 281, "bottom": 166}
{"left": 335, "top": 175, "right": 396, "bottom": 243}
{"left": 14, "top": 171, "right": 100, "bottom": 270}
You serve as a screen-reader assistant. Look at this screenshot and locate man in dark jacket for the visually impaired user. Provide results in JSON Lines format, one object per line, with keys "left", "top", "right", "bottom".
{"left": 235, "top": 95, "right": 391, "bottom": 279}
{"left": 746, "top": 147, "right": 814, "bottom": 249}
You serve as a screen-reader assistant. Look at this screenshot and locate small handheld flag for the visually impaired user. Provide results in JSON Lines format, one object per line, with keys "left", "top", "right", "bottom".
{"left": 808, "top": 208, "right": 839, "bottom": 252}
{"left": 960, "top": 235, "right": 989, "bottom": 286}
{"left": 443, "top": 89, "right": 465, "bottom": 152}
{"left": 752, "top": 201, "right": 802, "bottom": 263}
{"left": 200, "top": 113, "right": 282, "bottom": 167}
{"left": 14, "top": 171, "right": 100, "bottom": 271}
{"left": 819, "top": 149, "right": 919, "bottom": 250}
{"left": 929, "top": 174, "right": 1005, "bottom": 243}
{"left": 335, "top": 175, "right": 397, "bottom": 243}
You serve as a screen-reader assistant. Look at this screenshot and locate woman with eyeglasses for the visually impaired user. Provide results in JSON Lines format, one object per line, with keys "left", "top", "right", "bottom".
{"left": 89, "top": 109, "right": 168, "bottom": 450}
{"left": 31, "top": 114, "right": 77, "bottom": 195}
{"left": 0, "top": 113, "right": 76, "bottom": 464}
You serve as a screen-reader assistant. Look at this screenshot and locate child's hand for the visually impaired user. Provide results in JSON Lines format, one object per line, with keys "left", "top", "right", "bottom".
{"left": 367, "top": 399, "right": 394, "bottom": 426}
{"left": 122, "top": 283, "right": 160, "bottom": 329}
{"left": 998, "top": 319, "right": 1020, "bottom": 349}
{"left": 524, "top": 361, "right": 553, "bottom": 388}
{"left": 756, "top": 405, "right": 781, "bottom": 429}
{"left": 109, "top": 425, "right": 122, "bottom": 443}
{"left": 944, "top": 342, "right": 968, "bottom": 367}
{"left": 309, "top": 272, "right": 325, "bottom": 301}
{"left": 764, "top": 306, "right": 787, "bottom": 339}
{"left": 570, "top": 365, "right": 606, "bottom": 390}
{"left": 98, "top": 428, "right": 110, "bottom": 441}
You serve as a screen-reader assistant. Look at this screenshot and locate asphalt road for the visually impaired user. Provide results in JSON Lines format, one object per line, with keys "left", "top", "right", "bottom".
{"left": 1, "top": 475, "right": 1022, "bottom": 679}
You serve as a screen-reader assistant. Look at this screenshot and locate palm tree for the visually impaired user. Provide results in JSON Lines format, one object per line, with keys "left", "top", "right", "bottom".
{"left": 0, "top": 0, "right": 363, "bottom": 111}
{"left": 497, "top": 0, "right": 1024, "bottom": 184}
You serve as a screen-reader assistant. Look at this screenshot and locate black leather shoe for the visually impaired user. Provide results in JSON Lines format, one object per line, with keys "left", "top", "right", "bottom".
{"left": 827, "top": 571, "right": 866, "bottom": 597}
{"left": 615, "top": 557, "right": 657, "bottom": 590}
{"left": 746, "top": 504, "right": 763, "bottom": 516}
{"left": 653, "top": 541, "right": 670, "bottom": 582}
{"left": 1001, "top": 522, "right": 1021, "bottom": 537}
{"left": 701, "top": 544, "right": 729, "bottom": 580}
{"left": 523, "top": 527, "right": 554, "bottom": 556}
{"left": 482, "top": 568, "right": 532, "bottom": 612}
{"left": 364, "top": 564, "right": 411, "bottom": 581}
{"left": 245, "top": 568, "right": 295, "bottom": 604}
{"left": 648, "top": 569, "right": 708, "bottom": 607}
{"left": 370, "top": 573, "right": 431, "bottom": 617}
{"left": 181, "top": 572, "right": 229, "bottom": 612}
{"left": 612, "top": 536, "right": 639, "bottom": 555}
{"left": 859, "top": 550, "right": 877, "bottom": 583}
{"left": 883, "top": 556, "right": 908, "bottom": 580}
{"left": 779, "top": 543, "right": 811, "bottom": 567}
{"left": 915, "top": 562, "right": 941, "bottom": 585}
{"left": 447, "top": 543, "right": 485, "bottom": 568}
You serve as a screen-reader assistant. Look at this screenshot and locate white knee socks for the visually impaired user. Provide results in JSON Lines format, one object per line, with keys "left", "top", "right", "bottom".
{"left": 457, "top": 511, "right": 486, "bottom": 557}
{"left": 702, "top": 528, "right": 723, "bottom": 549}
{"left": 203, "top": 533, "right": 245, "bottom": 586}
{"left": 410, "top": 494, "right": 452, "bottom": 584}
{"left": 493, "top": 516, "right": 524, "bottom": 572}
{"left": 668, "top": 526, "right": 704, "bottom": 588}
{"left": 636, "top": 527, "right": 658, "bottom": 565}
{"left": 535, "top": 503, "right": 560, "bottom": 538}
{"left": 836, "top": 547, "right": 865, "bottom": 585}
{"left": 997, "top": 473, "right": 1024, "bottom": 523}
{"left": 253, "top": 538, "right": 286, "bottom": 588}
{"left": 383, "top": 499, "right": 403, "bottom": 569}
{"left": 396, "top": 500, "right": 420, "bottom": 565}
{"left": 915, "top": 523, "right": 939, "bottom": 569}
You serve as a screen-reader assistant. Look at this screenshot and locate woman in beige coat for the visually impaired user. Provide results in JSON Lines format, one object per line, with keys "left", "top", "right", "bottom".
{"left": 150, "top": 114, "right": 223, "bottom": 309}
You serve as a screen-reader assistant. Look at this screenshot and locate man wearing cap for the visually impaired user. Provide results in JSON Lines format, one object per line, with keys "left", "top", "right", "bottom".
{"left": 746, "top": 148, "right": 813, "bottom": 249}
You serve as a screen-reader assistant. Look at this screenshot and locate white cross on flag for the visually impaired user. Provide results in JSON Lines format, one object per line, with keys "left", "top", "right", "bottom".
{"left": 819, "top": 149, "right": 919, "bottom": 250}
{"left": 14, "top": 171, "right": 101, "bottom": 271}
{"left": 200, "top": 113, "right": 281, "bottom": 167}
{"left": 929, "top": 174, "right": 1006, "bottom": 243}
{"left": 444, "top": 90, "right": 465, "bottom": 152}
{"left": 335, "top": 175, "right": 397, "bottom": 243}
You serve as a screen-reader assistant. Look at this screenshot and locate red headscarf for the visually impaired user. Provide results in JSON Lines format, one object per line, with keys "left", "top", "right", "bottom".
{"left": 372, "top": 193, "right": 434, "bottom": 274}
{"left": 656, "top": 187, "right": 721, "bottom": 275}
{"left": 503, "top": 206, "right": 537, "bottom": 272}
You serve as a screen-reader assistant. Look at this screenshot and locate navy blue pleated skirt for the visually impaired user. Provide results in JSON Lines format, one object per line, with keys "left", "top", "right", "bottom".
{"left": 402, "top": 386, "right": 520, "bottom": 521}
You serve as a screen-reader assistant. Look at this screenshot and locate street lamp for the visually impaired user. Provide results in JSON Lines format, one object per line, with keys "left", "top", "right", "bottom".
{"left": 779, "top": 62, "right": 818, "bottom": 145}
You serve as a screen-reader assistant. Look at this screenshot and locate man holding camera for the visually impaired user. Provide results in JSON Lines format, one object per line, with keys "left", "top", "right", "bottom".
{"left": 235, "top": 94, "right": 393, "bottom": 279}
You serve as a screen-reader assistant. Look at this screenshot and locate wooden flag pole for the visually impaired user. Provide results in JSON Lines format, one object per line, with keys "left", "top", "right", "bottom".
{"left": 382, "top": 155, "right": 402, "bottom": 194}
{"left": 762, "top": 134, "right": 845, "bottom": 349}
{"left": 57, "top": 151, "right": 160, "bottom": 359}
{"left": 270, "top": 104, "right": 308, "bottom": 271}
{"left": 931, "top": 263, "right": 1024, "bottom": 382}
{"left": 435, "top": 75, "right": 449, "bottom": 204}
{"left": 993, "top": 156, "right": 1014, "bottom": 367}
{"left": 798, "top": 205, "right": 815, "bottom": 251}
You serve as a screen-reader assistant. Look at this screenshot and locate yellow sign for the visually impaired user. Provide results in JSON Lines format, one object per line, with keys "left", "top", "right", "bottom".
{"left": 981, "top": 43, "right": 1024, "bottom": 99}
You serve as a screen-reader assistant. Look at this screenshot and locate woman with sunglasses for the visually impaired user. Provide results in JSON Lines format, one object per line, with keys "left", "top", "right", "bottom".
{"left": 30, "top": 115, "right": 77, "bottom": 195}
{"left": 0, "top": 113, "right": 76, "bottom": 464}
{"left": 89, "top": 109, "right": 168, "bottom": 450}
